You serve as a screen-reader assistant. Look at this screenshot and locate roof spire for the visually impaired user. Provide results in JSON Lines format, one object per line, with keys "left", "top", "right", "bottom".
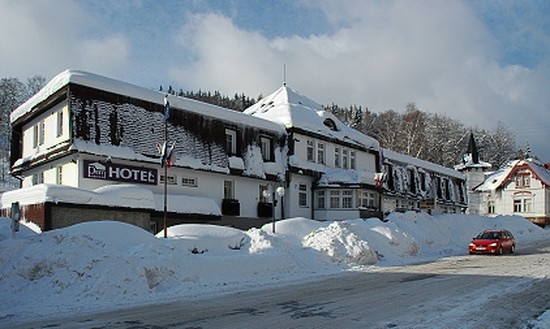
{"left": 283, "top": 63, "right": 287, "bottom": 86}
{"left": 467, "top": 131, "right": 479, "bottom": 164}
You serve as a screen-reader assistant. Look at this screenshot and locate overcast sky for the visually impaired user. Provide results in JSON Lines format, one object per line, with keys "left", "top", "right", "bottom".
{"left": 1, "top": 0, "right": 548, "bottom": 161}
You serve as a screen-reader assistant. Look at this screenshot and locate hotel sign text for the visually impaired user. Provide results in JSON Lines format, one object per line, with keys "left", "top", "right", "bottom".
{"left": 84, "top": 160, "right": 158, "bottom": 185}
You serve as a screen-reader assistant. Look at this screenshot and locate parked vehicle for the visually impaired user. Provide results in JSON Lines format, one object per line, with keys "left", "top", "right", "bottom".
{"left": 468, "top": 229, "right": 515, "bottom": 255}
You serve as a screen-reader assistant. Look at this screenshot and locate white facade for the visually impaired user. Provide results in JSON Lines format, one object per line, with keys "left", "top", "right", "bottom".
{"left": 290, "top": 131, "right": 380, "bottom": 221}
{"left": 470, "top": 159, "right": 550, "bottom": 226}
{"left": 7, "top": 70, "right": 288, "bottom": 231}
{"left": 6, "top": 70, "right": 468, "bottom": 231}
{"left": 245, "top": 85, "right": 382, "bottom": 221}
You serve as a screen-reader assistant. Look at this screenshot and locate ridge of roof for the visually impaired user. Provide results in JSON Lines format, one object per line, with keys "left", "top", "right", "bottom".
{"left": 11, "top": 70, "right": 285, "bottom": 134}
{"left": 245, "top": 85, "right": 379, "bottom": 150}
{"left": 475, "top": 158, "right": 550, "bottom": 191}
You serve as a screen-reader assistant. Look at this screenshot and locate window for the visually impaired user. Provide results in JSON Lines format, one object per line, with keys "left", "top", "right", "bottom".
{"left": 487, "top": 200, "right": 495, "bottom": 214}
{"left": 317, "top": 143, "right": 325, "bottom": 164}
{"left": 33, "top": 124, "right": 39, "bottom": 148}
{"left": 385, "top": 164, "right": 395, "bottom": 191}
{"left": 350, "top": 151, "right": 356, "bottom": 169}
{"left": 56, "top": 166, "right": 63, "bottom": 185}
{"left": 160, "top": 174, "right": 177, "bottom": 185}
{"left": 342, "top": 149, "right": 348, "bottom": 169}
{"left": 328, "top": 190, "right": 354, "bottom": 209}
{"left": 323, "top": 118, "right": 337, "bottom": 131}
{"left": 408, "top": 169, "right": 416, "bottom": 193}
{"left": 513, "top": 197, "right": 533, "bottom": 213}
{"left": 342, "top": 190, "right": 353, "bottom": 208}
{"left": 38, "top": 120, "right": 45, "bottom": 146}
{"left": 524, "top": 198, "right": 532, "bottom": 212}
{"left": 225, "top": 129, "right": 237, "bottom": 155}
{"left": 419, "top": 172, "right": 426, "bottom": 191}
{"left": 317, "top": 190, "right": 326, "bottom": 209}
{"left": 307, "top": 140, "right": 314, "bottom": 162}
{"left": 435, "top": 177, "right": 442, "bottom": 199}
{"left": 458, "top": 181, "right": 465, "bottom": 203}
{"left": 513, "top": 199, "right": 521, "bottom": 212}
{"left": 224, "top": 180, "right": 234, "bottom": 199}
{"left": 56, "top": 110, "right": 64, "bottom": 137}
{"left": 260, "top": 136, "right": 272, "bottom": 161}
{"left": 334, "top": 147, "right": 341, "bottom": 168}
{"left": 181, "top": 176, "right": 197, "bottom": 187}
{"left": 358, "top": 191, "right": 376, "bottom": 208}
{"left": 515, "top": 174, "right": 531, "bottom": 188}
{"left": 444, "top": 179, "right": 451, "bottom": 200}
{"left": 330, "top": 191, "right": 340, "bottom": 208}
{"left": 299, "top": 184, "right": 308, "bottom": 207}
{"left": 32, "top": 172, "right": 44, "bottom": 185}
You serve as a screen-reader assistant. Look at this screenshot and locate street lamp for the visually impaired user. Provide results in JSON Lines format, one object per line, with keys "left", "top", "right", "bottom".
{"left": 374, "top": 172, "right": 386, "bottom": 221}
{"left": 263, "top": 184, "right": 285, "bottom": 233}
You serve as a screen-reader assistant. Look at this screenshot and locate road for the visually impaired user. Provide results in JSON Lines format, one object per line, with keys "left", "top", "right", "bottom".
{"left": 12, "top": 240, "right": 550, "bottom": 329}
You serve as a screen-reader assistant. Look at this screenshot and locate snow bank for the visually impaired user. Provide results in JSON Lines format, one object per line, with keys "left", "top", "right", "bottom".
{"left": 0, "top": 213, "right": 548, "bottom": 325}
{"left": 157, "top": 223, "right": 248, "bottom": 253}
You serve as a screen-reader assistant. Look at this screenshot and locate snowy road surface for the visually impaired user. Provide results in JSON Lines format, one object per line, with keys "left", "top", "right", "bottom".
{"left": 12, "top": 240, "right": 550, "bottom": 329}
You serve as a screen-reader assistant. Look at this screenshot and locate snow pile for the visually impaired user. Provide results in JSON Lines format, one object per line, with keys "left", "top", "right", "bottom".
{"left": 158, "top": 223, "right": 248, "bottom": 253}
{"left": 0, "top": 213, "right": 548, "bottom": 325}
{"left": 304, "top": 221, "right": 378, "bottom": 265}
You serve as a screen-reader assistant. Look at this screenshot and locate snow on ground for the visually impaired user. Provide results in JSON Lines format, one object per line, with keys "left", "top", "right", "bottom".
{"left": 0, "top": 213, "right": 549, "bottom": 327}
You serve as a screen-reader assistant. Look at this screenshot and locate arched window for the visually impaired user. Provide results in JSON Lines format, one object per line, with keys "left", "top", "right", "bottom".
{"left": 323, "top": 118, "right": 338, "bottom": 131}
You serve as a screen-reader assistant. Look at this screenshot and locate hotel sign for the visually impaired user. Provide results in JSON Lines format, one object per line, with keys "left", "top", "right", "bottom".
{"left": 84, "top": 160, "right": 158, "bottom": 185}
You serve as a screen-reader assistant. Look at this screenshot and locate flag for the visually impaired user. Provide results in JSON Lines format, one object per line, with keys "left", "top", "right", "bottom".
{"left": 164, "top": 94, "right": 170, "bottom": 121}
{"left": 157, "top": 141, "right": 167, "bottom": 166}
{"left": 159, "top": 141, "right": 176, "bottom": 168}
{"left": 165, "top": 142, "right": 176, "bottom": 168}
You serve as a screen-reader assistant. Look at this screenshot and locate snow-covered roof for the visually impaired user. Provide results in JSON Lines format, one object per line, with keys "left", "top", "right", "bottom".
{"left": 317, "top": 167, "right": 377, "bottom": 187}
{"left": 11, "top": 70, "right": 285, "bottom": 135}
{"left": 383, "top": 148, "right": 464, "bottom": 179}
{"left": 454, "top": 154, "right": 492, "bottom": 171}
{"left": 0, "top": 184, "right": 220, "bottom": 215}
{"left": 244, "top": 85, "right": 379, "bottom": 150}
{"left": 475, "top": 158, "right": 550, "bottom": 191}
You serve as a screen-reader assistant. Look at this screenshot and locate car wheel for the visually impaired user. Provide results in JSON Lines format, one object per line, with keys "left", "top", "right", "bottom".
{"left": 497, "top": 246, "right": 503, "bottom": 255}
{"left": 510, "top": 245, "right": 515, "bottom": 254}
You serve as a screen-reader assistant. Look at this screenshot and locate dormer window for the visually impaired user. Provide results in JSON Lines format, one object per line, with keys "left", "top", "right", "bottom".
{"left": 323, "top": 118, "right": 338, "bottom": 131}
{"left": 260, "top": 136, "right": 273, "bottom": 162}
{"left": 225, "top": 128, "right": 237, "bottom": 155}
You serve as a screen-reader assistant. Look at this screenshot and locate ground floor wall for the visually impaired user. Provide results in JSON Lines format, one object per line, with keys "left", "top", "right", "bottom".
{"left": 50, "top": 204, "right": 152, "bottom": 231}
{"left": 284, "top": 173, "right": 314, "bottom": 219}
{"left": 1, "top": 202, "right": 152, "bottom": 232}
{"left": 478, "top": 189, "right": 550, "bottom": 227}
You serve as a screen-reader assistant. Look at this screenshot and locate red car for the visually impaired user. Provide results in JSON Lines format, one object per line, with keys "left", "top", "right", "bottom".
{"left": 469, "top": 229, "right": 516, "bottom": 255}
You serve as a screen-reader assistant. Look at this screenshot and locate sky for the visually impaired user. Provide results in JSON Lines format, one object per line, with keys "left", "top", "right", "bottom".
{"left": 1, "top": 212, "right": 549, "bottom": 327}
{"left": 1, "top": 0, "right": 549, "bottom": 161}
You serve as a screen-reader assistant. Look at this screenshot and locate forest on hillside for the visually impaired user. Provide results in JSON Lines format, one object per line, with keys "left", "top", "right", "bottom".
{"left": 0, "top": 77, "right": 521, "bottom": 186}
{"left": 0, "top": 76, "right": 46, "bottom": 187}
{"left": 161, "top": 85, "right": 521, "bottom": 168}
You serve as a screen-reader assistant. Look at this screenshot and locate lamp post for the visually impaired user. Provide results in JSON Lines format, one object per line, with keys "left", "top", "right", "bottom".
{"left": 374, "top": 172, "right": 385, "bottom": 221}
{"left": 275, "top": 186, "right": 285, "bottom": 233}
{"left": 263, "top": 184, "right": 285, "bottom": 233}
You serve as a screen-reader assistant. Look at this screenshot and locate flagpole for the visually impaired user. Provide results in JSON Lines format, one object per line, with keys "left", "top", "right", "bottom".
{"left": 163, "top": 95, "right": 169, "bottom": 238}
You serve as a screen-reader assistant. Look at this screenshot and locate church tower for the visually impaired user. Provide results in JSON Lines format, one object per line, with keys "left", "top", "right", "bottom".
{"left": 455, "top": 132, "right": 492, "bottom": 214}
